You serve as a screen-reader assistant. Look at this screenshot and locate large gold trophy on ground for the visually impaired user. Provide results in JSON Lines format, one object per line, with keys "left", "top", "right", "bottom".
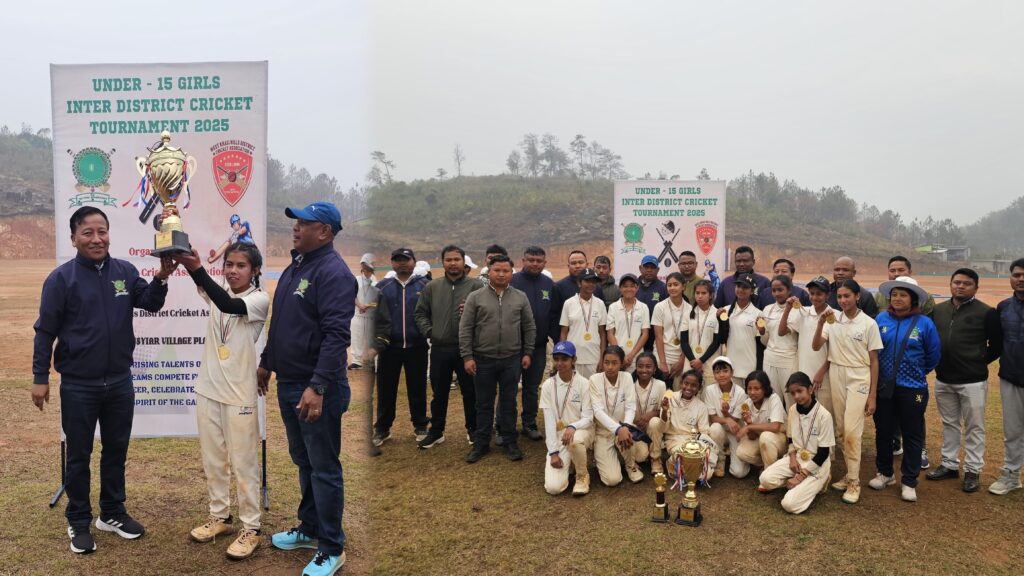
{"left": 674, "top": 427, "right": 707, "bottom": 527}
{"left": 137, "top": 131, "right": 196, "bottom": 255}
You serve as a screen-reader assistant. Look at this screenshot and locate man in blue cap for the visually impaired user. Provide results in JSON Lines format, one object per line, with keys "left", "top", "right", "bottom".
{"left": 259, "top": 201, "right": 356, "bottom": 576}
{"left": 637, "top": 255, "right": 668, "bottom": 352}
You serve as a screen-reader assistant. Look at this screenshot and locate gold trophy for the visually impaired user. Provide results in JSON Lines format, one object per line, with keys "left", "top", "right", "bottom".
{"left": 136, "top": 131, "right": 197, "bottom": 255}
{"left": 674, "top": 427, "right": 707, "bottom": 527}
{"left": 652, "top": 473, "right": 670, "bottom": 523}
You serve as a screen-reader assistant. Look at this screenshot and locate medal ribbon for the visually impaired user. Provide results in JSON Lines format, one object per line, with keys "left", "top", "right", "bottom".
{"left": 579, "top": 297, "right": 593, "bottom": 337}
{"left": 603, "top": 373, "right": 618, "bottom": 417}
{"left": 799, "top": 404, "right": 820, "bottom": 454}
{"left": 555, "top": 376, "right": 573, "bottom": 424}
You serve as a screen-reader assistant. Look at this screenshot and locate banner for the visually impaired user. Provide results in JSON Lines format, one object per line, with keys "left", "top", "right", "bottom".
{"left": 50, "top": 62, "right": 269, "bottom": 437}
{"left": 613, "top": 180, "right": 727, "bottom": 288}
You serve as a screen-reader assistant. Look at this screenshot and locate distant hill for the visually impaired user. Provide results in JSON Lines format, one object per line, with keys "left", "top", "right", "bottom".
{"left": 965, "top": 196, "right": 1024, "bottom": 259}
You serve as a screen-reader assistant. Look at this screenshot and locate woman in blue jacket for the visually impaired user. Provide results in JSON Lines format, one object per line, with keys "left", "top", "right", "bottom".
{"left": 869, "top": 276, "right": 940, "bottom": 502}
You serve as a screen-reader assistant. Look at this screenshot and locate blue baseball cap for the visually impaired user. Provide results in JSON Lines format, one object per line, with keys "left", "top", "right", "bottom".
{"left": 285, "top": 201, "right": 342, "bottom": 234}
{"left": 552, "top": 341, "right": 577, "bottom": 357}
{"left": 640, "top": 255, "right": 659, "bottom": 267}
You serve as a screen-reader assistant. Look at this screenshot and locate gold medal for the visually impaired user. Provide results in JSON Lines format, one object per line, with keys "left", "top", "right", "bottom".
{"left": 722, "top": 392, "right": 730, "bottom": 403}
{"left": 626, "top": 339, "right": 634, "bottom": 348}
{"left": 584, "top": 332, "right": 592, "bottom": 341}
{"left": 800, "top": 449, "right": 810, "bottom": 461}
{"left": 741, "top": 403, "right": 750, "bottom": 414}
{"left": 672, "top": 337, "right": 680, "bottom": 346}
{"left": 695, "top": 346, "right": 703, "bottom": 354}
{"left": 756, "top": 317, "right": 766, "bottom": 329}
{"left": 825, "top": 314, "right": 836, "bottom": 324}
{"left": 792, "top": 301, "right": 802, "bottom": 309}
{"left": 217, "top": 344, "right": 230, "bottom": 360}
{"left": 556, "top": 420, "right": 567, "bottom": 431}
{"left": 719, "top": 311, "right": 729, "bottom": 321}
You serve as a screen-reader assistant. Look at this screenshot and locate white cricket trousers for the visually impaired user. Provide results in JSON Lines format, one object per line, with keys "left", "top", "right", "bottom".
{"left": 196, "top": 394, "right": 261, "bottom": 530}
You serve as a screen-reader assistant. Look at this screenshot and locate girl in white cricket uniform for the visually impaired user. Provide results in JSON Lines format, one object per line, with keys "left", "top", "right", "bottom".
{"left": 779, "top": 276, "right": 836, "bottom": 425}
{"left": 629, "top": 352, "right": 667, "bottom": 474}
{"left": 606, "top": 274, "right": 650, "bottom": 373}
{"left": 681, "top": 280, "right": 727, "bottom": 386}
{"left": 541, "top": 341, "right": 595, "bottom": 496}
{"left": 652, "top": 272, "right": 692, "bottom": 390}
{"left": 658, "top": 370, "right": 718, "bottom": 482}
{"left": 719, "top": 274, "right": 761, "bottom": 388}
{"left": 812, "top": 279, "right": 882, "bottom": 505}
{"left": 589, "top": 346, "right": 639, "bottom": 486}
{"left": 702, "top": 357, "right": 749, "bottom": 478}
{"left": 559, "top": 270, "right": 607, "bottom": 378}
{"left": 733, "top": 370, "right": 787, "bottom": 478}
{"left": 179, "top": 244, "right": 270, "bottom": 560}
{"left": 759, "top": 372, "right": 836, "bottom": 514}
{"left": 350, "top": 253, "right": 378, "bottom": 368}
{"left": 760, "top": 275, "right": 799, "bottom": 409}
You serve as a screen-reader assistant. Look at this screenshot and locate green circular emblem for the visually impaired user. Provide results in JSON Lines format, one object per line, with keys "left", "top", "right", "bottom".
{"left": 624, "top": 223, "right": 643, "bottom": 243}
{"left": 72, "top": 147, "right": 112, "bottom": 189}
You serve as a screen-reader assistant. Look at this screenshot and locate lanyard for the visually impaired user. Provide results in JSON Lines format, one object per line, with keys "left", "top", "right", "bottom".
{"left": 635, "top": 381, "right": 654, "bottom": 413}
{"left": 603, "top": 373, "right": 619, "bottom": 415}
{"left": 799, "top": 404, "right": 820, "bottom": 449}
{"left": 555, "top": 376, "right": 573, "bottom": 423}
{"left": 622, "top": 303, "right": 635, "bottom": 341}
{"left": 695, "top": 305, "right": 712, "bottom": 346}
{"left": 669, "top": 299, "right": 683, "bottom": 340}
{"left": 579, "top": 297, "right": 594, "bottom": 334}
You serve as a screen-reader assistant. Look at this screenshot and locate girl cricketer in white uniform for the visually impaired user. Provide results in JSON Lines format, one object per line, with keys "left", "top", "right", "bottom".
{"left": 629, "top": 352, "right": 668, "bottom": 475}
{"left": 176, "top": 244, "right": 270, "bottom": 560}
{"left": 559, "top": 273, "right": 607, "bottom": 378}
{"left": 541, "top": 341, "right": 595, "bottom": 496}
{"left": 590, "top": 346, "right": 639, "bottom": 486}
{"left": 702, "top": 357, "right": 749, "bottom": 478}
{"left": 606, "top": 274, "right": 650, "bottom": 373}
{"left": 680, "top": 279, "right": 729, "bottom": 387}
{"left": 652, "top": 272, "right": 692, "bottom": 390}
{"left": 779, "top": 276, "right": 836, "bottom": 429}
{"left": 658, "top": 370, "right": 718, "bottom": 483}
{"left": 758, "top": 371, "right": 836, "bottom": 514}
{"left": 812, "top": 278, "right": 882, "bottom": 505}
{"left": 760, "top": 275, "right": 799, "bottom": 409}
{"left": 718, "top": 274, "right": 761, "bottom": 388}
{"left": 733, "top": 370, "right": 787, "bottom": 478}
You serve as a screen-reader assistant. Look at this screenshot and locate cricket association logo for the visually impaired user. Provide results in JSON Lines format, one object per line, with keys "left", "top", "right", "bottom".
{"left": 67, "top": 147, "right": 118, "bottom": 208}
{"left": 211, "top": 140, "right": 255, "bottom": 206}
{"left": 695, "top": 220, "right": 719, "bottom": 256}
{"left": 621, "top": 222, "right": 646, "bottom": 254}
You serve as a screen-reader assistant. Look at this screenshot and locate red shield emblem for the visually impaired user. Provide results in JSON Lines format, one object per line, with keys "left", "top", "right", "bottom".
{"left": 211, "top": 141, "right": 255, "bottom": 206}
{"left": 695, "top": 220, "right": 718, "bottom": 255}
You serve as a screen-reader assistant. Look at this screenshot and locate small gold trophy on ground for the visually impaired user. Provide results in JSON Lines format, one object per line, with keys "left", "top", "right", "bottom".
{"left": 674, "top": 427, "right": 707, "bottom": 527}
{"left": 652, "top": 473, "right": 669, "bottom": 523}
{"left": 137, "top": 131, "right": 197, "bottom": 256}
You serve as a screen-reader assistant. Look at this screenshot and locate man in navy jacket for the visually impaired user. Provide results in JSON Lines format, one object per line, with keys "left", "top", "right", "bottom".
{"left": 510, "top": 246, "right": 558, "bottom": 440}
{"left": 260, "top": 202, "right": 356, "bottom": 575}
{"left": 371, "top": 248, "right": 430, "bottom": 447}
{"left": 32, "top": 206, "right": 175, "bottom": 554}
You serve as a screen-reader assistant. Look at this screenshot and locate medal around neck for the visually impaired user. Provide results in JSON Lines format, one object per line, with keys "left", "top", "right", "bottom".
{"left": 136, "top": 131, "right": 197, "bottom": 256}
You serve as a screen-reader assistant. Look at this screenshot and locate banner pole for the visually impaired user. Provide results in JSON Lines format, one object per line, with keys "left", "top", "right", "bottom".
{"left": 48, "top": 440, "right": 66, "bottom": 508}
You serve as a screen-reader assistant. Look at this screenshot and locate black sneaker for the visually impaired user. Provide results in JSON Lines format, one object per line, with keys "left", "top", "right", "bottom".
{"left": 495, "top": 433, "right": 507, "bottom": 447}
{"left": 892, "top": 437, "right": 903, "bottom": 456}
{"left": 521, "top": 427, "right": 542, "bottom": 441}
{"left": 95, "top": 513, "right": 145, "bottom": 539}
{"left": 418, "top": 431, "right": 445, "bottom": 449}
{"left": 348, "top": 363, "right": 362, "bottom": 370}
{"left": 504, "top": 443, "right": 524, "bottom": 461}
{"left": 68, "top": 526, "right": 96, "bottom": 554}
{"left": 465, "top": 444, "right": 490, "bottom": 463}
{"left": 372, "top": 429, "right": 391, "bottom": 447}
{"left": 963, "top": 472, "right": 980, "bottom": 493}
{"left": 414, "top": 427, "right": 429, "bottom": 442}
{"left": 926, "top": 465, "right": 958, "bottom": 481}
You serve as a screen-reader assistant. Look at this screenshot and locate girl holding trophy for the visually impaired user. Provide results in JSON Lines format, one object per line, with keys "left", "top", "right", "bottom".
{"left": 589, "top": 346, "right": 639, "bottom": 486}
{"left": 812, "top": 279, "right": 883, "bottom": 505}
{"left": 629, "top": 353, "right": 668, "bottom": 475}
{"left": 702, "top": 357, "right": 749, "bottom": 478}
{"left": 659, "top": 370, "right": 717, "bottom": 483}
{"left": 173, "top": 243, "right": 269, "bottom": 560}
{"left": 541, "top": 341, "right": 595, "bottom": 496}
{"left": 758, "top": 372, "right": 835, "bottom": 514}
{"left": 732, "top": 371, "right": 787, "bottom": 478}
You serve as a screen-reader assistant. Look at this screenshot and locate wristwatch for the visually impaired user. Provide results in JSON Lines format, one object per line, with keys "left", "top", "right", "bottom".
{"left": 310, "top": 383, "right": 327, "bottom": 396}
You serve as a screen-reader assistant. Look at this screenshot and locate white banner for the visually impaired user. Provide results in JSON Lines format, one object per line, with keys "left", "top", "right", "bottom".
{"left": 50, "top": 62, "right": 269, "bottom": 437}
{"left": 613, "top": 180, "right": 727, "bottom": 286}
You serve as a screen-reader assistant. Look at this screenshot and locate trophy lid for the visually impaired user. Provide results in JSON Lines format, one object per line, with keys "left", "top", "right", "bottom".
{"left": 682, "top": 427, "right": 705, "bottom": 457}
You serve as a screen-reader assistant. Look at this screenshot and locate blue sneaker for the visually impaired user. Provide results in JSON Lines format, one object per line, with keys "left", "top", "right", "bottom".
{"left": 921, "top": 449, "right": 930, "bottom": 470}
{"left": 303, "top": 550, "right": 346, "bottom": 576}
{"left": 271, "top": 527, "right": 317, "bottom": 550}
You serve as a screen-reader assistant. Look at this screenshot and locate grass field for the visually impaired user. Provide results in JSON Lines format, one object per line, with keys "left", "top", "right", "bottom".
{"left": 0, "top": 260, "right": 373, "bottom": 576}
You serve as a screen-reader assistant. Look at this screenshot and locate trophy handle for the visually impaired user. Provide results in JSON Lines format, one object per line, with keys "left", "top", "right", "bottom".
{"left": 135, "top": 157, "right": 147, "bottom": 178}
{"left": 184, "top": 155, "right": 198, "bottom": 185}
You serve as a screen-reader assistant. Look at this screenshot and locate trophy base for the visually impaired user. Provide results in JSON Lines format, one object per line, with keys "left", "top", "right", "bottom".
{"left": 674, "top": 503, "right": 703, "bottom": 527}
{"left": 651, "top": 503, "right": 670, "bottom": 524}
{"left": 152, "top": 229, "right": 190, "bottom": 256}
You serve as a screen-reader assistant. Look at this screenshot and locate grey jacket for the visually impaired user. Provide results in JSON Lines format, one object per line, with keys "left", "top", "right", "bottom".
{"left": 459, "top": 284, "right": 536, "bottom": 361}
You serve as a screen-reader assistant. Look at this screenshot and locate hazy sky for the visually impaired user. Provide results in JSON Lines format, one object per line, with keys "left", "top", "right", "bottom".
{"left": 3, "top": 1, "right": 1022, "bottom": 224}
{"left": 369, "top": 0, "right": 1024, "bottom": 224}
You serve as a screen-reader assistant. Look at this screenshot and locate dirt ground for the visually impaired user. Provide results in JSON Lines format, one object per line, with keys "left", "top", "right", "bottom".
{"left": 0, "top": 259, "right": 374, "bottom": 575}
